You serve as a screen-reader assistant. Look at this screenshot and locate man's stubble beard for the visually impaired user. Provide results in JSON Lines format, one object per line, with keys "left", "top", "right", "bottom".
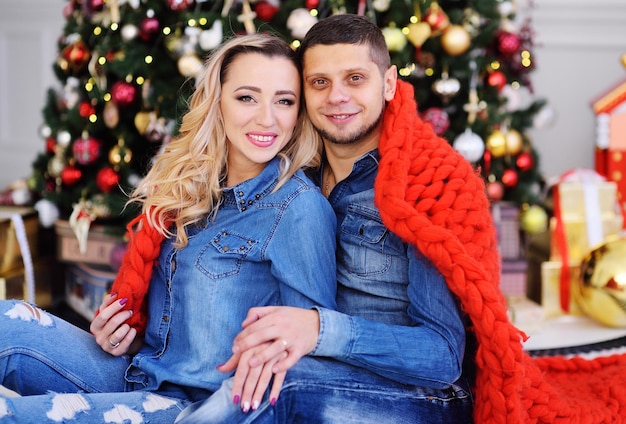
{"left": 313, "top": 109, "right": 384, "bottom": 146}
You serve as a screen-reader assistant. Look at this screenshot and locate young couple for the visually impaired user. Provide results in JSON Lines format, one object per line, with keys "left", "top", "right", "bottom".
{"left": 1, "top": 13, "right": 502, "bottom": 423}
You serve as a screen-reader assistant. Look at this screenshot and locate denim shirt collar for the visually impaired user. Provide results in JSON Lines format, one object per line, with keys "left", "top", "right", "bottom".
{"left": 311, "top": 148, "right": 380, "bottom": 189}
{"left": 221, "top": 156, "right": 282, "bottom": 212}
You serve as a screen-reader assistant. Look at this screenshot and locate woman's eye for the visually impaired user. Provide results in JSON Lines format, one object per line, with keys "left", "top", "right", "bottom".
{"left": 278, "top": 98, "right": 296, "bottom": 106}
{"left": 237, "top": 95, "right": 254, "bottom": 103}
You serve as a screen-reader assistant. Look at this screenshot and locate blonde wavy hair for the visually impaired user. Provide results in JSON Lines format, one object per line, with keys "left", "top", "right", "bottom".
{"left": 131, "top": 33, "right": 321, "bottom": 248}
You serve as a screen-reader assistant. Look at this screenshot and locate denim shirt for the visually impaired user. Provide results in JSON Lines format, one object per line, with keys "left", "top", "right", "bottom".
{"left": 126, "top": 157, "right": 337, "bottom": 399}
{"left": 310, "top": 150, "right": 466, "bottom": 389}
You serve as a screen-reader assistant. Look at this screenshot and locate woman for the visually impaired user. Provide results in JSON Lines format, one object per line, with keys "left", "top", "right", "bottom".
{"left": 0, "top": 33, "right": 336, "bottom": 423}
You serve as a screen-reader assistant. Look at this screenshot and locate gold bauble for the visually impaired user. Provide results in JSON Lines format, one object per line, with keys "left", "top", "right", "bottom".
{"left": 486, "top": 129, "right": 507, "bottom": 157}
{"left": 134, "top": 111, "right": 152, "bottom": 135}
{"left": 505, "top": 129, "right": 523, "bottom": 155}
{"left": 109, "top": 144, "right": 133, "bottom": 166}
{"left": 577, "top": 237, "right": 626, "bottom": 327}
{"left": 519, "top": 204, "right": 548, "bottom": 235}
{"left": 621, "top": 53, "right": 626, "bottom": 68}
{"left": 441, "top": 25, "right": 471, "bottom": 56}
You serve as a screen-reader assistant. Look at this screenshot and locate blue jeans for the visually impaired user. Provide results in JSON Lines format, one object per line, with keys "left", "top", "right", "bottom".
{"left": 176, "top": 357, "right": 473, "bottom": 424}
{"left": 0, "top": 300, "right": 191, "bottom": 423}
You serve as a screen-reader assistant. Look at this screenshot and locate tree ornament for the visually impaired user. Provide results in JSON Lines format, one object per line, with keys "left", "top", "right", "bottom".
{"left": 441, "top": 25, "right": 471, "bottom": 56}
{"left": 305, "top": 0, "right": 320, "bottom": 9}
{"left": 61, "top": 164, "right": 82, "bottom": 186}
{"left": 406, "top": 22, "right": 431, "bottom": 48}
{"left": 432, "top": 71, "right": 460, "bottom": 103}
{"left": 61, "top": 39, "right": 91, "bottom": 73}
{"left": 255, "top": 1, "right": 279, "bottom": 21}
{"left": 145, "top": 113, "right": 169, "bottom": 143}
{"left": 516, "top": 151, "right": 535, "bottom": 171}
{"left": 111, "top": 81, "right": 137, "bottom": 108}
{"left": 90, "top": 194, "right": 112, "bottom": 218}
{"left": 178, "top": 52, "right": 203, "bottom": 78}
{"left": 47, "top": 154, "right": 66, "bottom": 178}
{"left": 372, "top": 0, "right": 390, "bottom": 12}
{"left": 57, "top": 130, "right": 72, "bottom": 148}
{"left": 45, "top": 137, "right": 57, "bottom": 154}
{"left": 238, "top": 0, "right": 257, "bottom": 34}
{"left": 505, "top": 129, "right": 523, "bottom": 155}
{"left": 382, "top": 26, "right": 407, "bottom": 52}
{"left": 422, "top": 107, "right": 450, "bottom": 136}
{"left": 72, "top": 134, "right": 101, "bottom": 165}
{"left": 486, "top": 129, "right": 507, "bottom": 157}
{"left": 452, "top": 128, "right": 485, "bottom": 163}
{"left": 121, "top": 24, "right": 139, "bottom": 41}
{"left": 103, "top": 101, "right": 120, "bottom": 128}
{"left": 498, "top": 31, "right": 521, "bottom": 56}
{"left": 487, "top": 70, "right": 507, "bottom": 91}
{"left": 287, "top": 9, "right": 318, "bottom": 40}
{"left": 34, "top": 199, "right": 60, "bottom": 228}
{"left": 78, "top": 101, "right": 96, "bottom": 119}
{"left": 96, "top": 167, "right": 120, "bottom": 193}
{"left": 463, "top": 60, "right": 487, "bottom": 123}
{"left": 39, "top": 124, "right": 52, "bottom": 139}
{"left": 519, "top": 204, "right": 548, "bottom": 234}
{"left": 199, "top": 20, "right": 224, "bottom": 51}
{"left": 486, "top": 180, "right": 504, "bottom": 201}
{"left": 139, "top": 16, "right": 160, "bottom": 41}
{"left": 167, "top": 0, "right": 193, "bottom": 11}
{"left": 501, "top": 168, "right": 519, "bottom": 188}
{"left": 109, "top": 141, "right": 133, "bottom": 166}
{"left": 423, "top": 1, "right": 449, "bottom": 35}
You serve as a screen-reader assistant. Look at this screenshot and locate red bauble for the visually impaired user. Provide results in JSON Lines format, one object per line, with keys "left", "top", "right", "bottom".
{"left": 305, "top": 0, "right": 319, "bottom": 9}
{"left": 423, "top": 4, "right": 449, "bottom": 35}
{"left": 255, "top": 1, "right": 280, "bottom": 21}
{"left": 45, "top": 137, "right": 57, "bottom": 154}
{"left": 72, "top": 136, "right": 101, "bottom": 165}
{"left": 487, "top": 71, "right": 507, "bottom": 91}
{"left": 60, "top": 164, "right": 82, "bottom": 186}
{"left": 111, "top": 81, "right": 137, "bottom": 108}
{"left": 78, "top": 101, "right": 96, "bottom": 119}
{"left": 139, "top": 17, "right": 160, "bottom": 41}
{"left": 422, "top": 107, "right": 450, "bottom": 136}
{"left": 96, "top": 167, "right": 120, "bottom": 193}
{"left": 498, "top": 31, "right": 520, "bottom": 56}
{"left": 486, "top": 181, "right": 504, "bottom": 201}
{"left": 501, "top": 169, "right": 519, "bottom": 188}
{"left": 62, "top": 40, "right": 91, "bottom": 73}
{"left": 167, "top": 0, "right": 193, "bottom": 10}
{"left": 516, "top": 151, "right": 535, "bottom": 171}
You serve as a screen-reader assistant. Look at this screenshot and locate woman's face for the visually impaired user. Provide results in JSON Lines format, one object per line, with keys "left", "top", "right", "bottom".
{"left": 220, "top": 52, "right": 300, "bottom": 185}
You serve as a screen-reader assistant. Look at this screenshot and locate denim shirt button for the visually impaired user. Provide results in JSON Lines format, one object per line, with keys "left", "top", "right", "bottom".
{"left": 241, "top": 206, "right": 247, "bottom": 211}
{"left": 163, "top": 316, "right": 169, "bottom": 322}
{"left": 222, "top": 246, "right": 229, "bottom": 252}
{"left": 247, "top": 200, "right": 253, "bottom": 205}
{"left": 238, "top": 191, "right": 244, "bottom": 197}
{"left": 255, "top": 194, "right": 260, "bottom": 199}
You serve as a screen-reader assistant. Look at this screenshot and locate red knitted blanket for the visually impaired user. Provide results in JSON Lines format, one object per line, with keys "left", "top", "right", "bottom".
{"left": 375, "top": 80, "right": 626, "bottom": 423}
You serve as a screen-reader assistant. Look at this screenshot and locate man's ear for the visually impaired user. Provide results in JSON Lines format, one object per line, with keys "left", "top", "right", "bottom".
{"left": 383, "top": 65, "right": 397, "bottom": 101}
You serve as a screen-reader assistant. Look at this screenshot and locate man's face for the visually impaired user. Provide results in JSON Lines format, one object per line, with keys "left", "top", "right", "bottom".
{"left": 301, "top": 43, "right": 396, "bottom": 147}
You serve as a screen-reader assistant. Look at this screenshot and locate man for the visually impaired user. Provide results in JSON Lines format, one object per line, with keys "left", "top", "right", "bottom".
{"left": 177, "top": 14, "right": 502, "bottom": 423}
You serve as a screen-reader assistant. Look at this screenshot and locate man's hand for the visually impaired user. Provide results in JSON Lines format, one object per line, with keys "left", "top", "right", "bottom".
{"left": 90, "top": 292, "right": 140, "bottom": 356}
{"left": 231, "top": 306, "right": 320, "bottom": 373}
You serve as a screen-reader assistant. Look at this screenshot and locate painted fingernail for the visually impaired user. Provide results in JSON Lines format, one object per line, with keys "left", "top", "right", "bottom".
{"left": 119, "top": 298, "right": 128, "bottom": 306}
{"left": 252, "top": 400, "right": 260, "bottom": 411}
{"left": 242, "top": 401, "right": 250, "bottom": 413}
{"left": 233, "top": 394, "right": 240, "bottom": 405}
{"left": 110, "top": 292, "right": 118, "bottom": 297}
{"left": 271, "top": 397, "right": 277, "bottom": 406}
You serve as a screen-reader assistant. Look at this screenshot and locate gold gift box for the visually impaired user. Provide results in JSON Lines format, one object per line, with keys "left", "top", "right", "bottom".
{"left": 507, "top": 296, "right": 544, "bottom": 334}
{"left": 541, "top": 260, "right": 584, "bottom": 318}
{"left": 557, "top": 181, "right": 618, "bottom": 220}
{"left": 549, "top": 215, "right": 623, "bottom": 263}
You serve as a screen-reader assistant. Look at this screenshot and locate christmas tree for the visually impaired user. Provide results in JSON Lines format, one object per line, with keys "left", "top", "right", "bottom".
{"left": 30, "top": 0, "right": 547, "bottom": 228}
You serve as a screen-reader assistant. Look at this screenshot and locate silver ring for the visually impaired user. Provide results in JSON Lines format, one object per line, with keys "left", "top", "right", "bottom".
{"left": 280, "top": 339, "right": 288, "bottom": 349}
{"left": 108, "top": 338, "right": 120, "bottom": 348}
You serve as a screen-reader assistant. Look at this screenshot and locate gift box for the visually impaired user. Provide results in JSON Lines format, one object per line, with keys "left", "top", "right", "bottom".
{"left": 549, "top": 215, "right": 623, "bottom": 263}
{"left": 541, "top": 260, "right": 584, "bottom": 318}
{"left": 55, "top": 220, "right": 124, "bottom": 266}
{"left": 0, "top": 207, "right": 38, "bottom": 273}
{"left": 65, "top": 262, "right": 116, "bottom": 320}
{"left": 507, "top": 296, "right": 544, "bottom": 335}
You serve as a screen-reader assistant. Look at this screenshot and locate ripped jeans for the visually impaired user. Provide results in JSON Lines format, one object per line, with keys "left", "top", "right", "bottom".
{"left": 0, "top": 300, "right": 191, "bottom": 423}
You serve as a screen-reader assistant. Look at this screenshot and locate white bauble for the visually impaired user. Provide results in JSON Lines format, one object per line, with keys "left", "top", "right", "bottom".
{"left": 453, "top": 129, "right": 485, "bottom": 163}
{"left": 34, "top": 199, "right": 60, "bottom": 228}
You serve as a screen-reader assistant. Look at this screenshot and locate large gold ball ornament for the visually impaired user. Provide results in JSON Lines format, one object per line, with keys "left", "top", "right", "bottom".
{"left": 109, "top": 144, "right": 133, "bottom": 166}
{"left": 486, "top": 129, "right": 507, "bottom": 157}
{"left": 441, "top": 25, "right": 471, "bottom": 56}
{"left": 577, "top": 237, "right": 626, "bottom": 327}
{"left": 406, "top": 22, "right": 431, "bottom": 47}
{"left": 519, "top": 204, "right": 548, "bottom": 234}
{"left": 505, "top": 129, "right": 524, "bottom": 155}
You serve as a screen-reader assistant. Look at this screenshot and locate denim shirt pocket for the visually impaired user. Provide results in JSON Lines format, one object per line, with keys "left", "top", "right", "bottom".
{"left": 340, "top": 204, "right": 404, "bottom": 276}
{"left": 196, "top": 230, "right": 258, "bottom": 279}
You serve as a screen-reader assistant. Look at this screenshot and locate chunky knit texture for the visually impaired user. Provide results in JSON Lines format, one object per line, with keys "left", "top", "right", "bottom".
{"left": 107, "top": 213, "right": 164, "bottom": 334}
{"left": 376, "top": 80, "right": 626, "bottom": 423}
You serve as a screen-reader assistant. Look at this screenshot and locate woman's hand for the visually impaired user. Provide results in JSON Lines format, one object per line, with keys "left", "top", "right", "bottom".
{"left": 218, "top": 343, "right": 287, "bottom": 412}
{"left": 90, "top": 292, "right": 139, "bottom": 356}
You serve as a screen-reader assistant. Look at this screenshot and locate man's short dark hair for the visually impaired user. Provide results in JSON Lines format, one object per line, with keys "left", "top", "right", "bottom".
{"left": 298, "top": 14, "right": 391, "bottom": 74}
